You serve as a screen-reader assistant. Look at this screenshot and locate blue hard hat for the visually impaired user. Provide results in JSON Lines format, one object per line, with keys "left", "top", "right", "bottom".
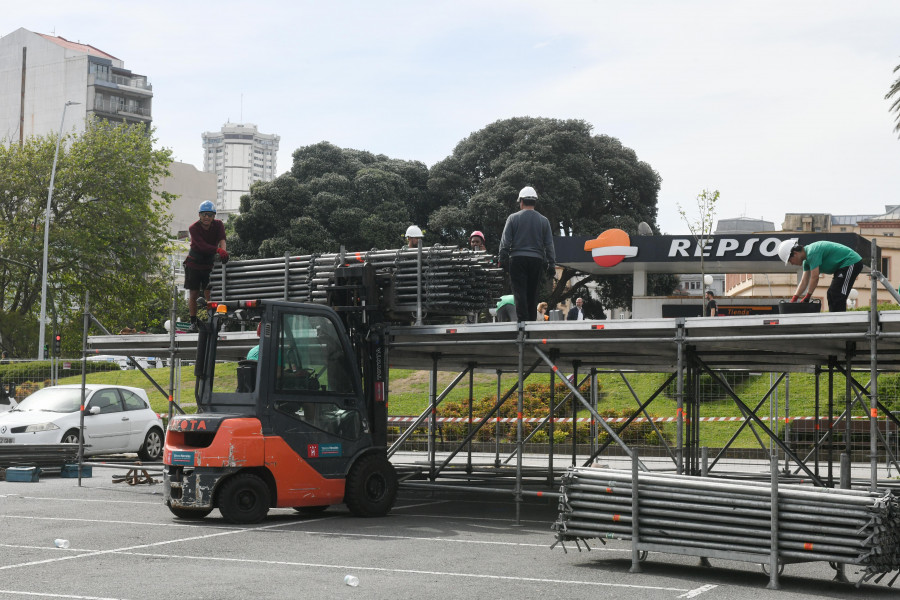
{"left": 198, "top": 201, "right": 216, "bottom": 214}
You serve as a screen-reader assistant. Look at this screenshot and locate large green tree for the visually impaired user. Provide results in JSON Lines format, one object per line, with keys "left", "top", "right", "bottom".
{"left": 229, "top": 142, "right": 431, "bottom": 257}
{"left": 426, "top": 117, "right": 674, "bottom": 310}
{"left": 0, "top": 120, "right": 174, "bottom": 357}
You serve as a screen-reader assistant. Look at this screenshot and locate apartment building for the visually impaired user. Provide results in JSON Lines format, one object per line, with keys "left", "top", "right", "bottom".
{"left": 201, "top": 122, "right": 279, "bottom": 217}
{"left": 0, "top": 27, "right": 152, "bottom": 143}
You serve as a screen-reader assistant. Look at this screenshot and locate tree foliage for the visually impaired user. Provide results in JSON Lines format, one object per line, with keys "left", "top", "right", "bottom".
{"left": 887, "top": 63, "right": 900, "bottom": 138}
{"left": 229, "top": 142, "right": 430, "bottom": 257}
{"left": 0, "top": 120, "right": 174, "bottom": 356}
{"left": 426, "top": 117, "right": 670, "bottom": 309}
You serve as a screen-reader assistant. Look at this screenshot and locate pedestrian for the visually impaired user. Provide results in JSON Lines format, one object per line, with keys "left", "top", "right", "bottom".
{"left": 537, "top": 301, "right": 549, "bottom": 321}
{"left": 469, "top": 231, "right": 486, "bottom": 252}
{"left": 567, "top": 297, "right": 586, "bottom": 321}
{"left": 184, "top": 201, "right": 228, "bottom": 332}
{"left": 495, "top": 295, "right": 517, "bottom": 322}
{"left": 405, "top": 225, "right": 423, "bottom": 248}
{"left": 705, "top": 290, "right": 717, "bottom": 317}
{"left": 498, "top": 186, "right": 556, "bottom": 322}
{"left": 0, "top": 350, "right": 8, "bottom": 365}
{"left": 776, "top": 239, "right": 863, "bottom": 312}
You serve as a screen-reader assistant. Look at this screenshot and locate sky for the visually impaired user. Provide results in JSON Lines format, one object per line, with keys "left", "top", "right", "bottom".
{"left": 5, "top": 0, "right": 900, "bottom": 235}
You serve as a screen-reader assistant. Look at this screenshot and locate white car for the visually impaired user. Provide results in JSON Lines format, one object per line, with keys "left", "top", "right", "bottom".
{"left": 0, "top": 384, "right": 164, "bottom": 460}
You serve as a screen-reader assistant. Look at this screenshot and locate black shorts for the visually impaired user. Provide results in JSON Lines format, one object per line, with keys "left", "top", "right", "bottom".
{"left": 184, "top": 266, "right": 212, "bottom": 291}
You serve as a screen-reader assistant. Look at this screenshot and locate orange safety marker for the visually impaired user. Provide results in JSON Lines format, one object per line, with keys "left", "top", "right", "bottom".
{"left": 871, "top": 408, "right": 878, "bottom": 418}
{"left": 804, "top": 542, "right": 814, "bottom": 551}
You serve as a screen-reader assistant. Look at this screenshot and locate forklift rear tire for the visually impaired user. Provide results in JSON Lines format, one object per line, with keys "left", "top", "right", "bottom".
{"left": 218, "top": 473, "right": 271, "bottom": 524}
{"left": 345, "top": 454, "right": 397, "bottom": 517}
{"left": 169, "top": 506, "right": 213, "bottom": 520}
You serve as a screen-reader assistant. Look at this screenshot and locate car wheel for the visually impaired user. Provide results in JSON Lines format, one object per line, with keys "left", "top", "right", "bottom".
{"left": 61, "top": 429, "right": 83, "bottom": 445}
{"left": 218, "top": 473, "right": 270, "bottom": 524}
{"left": 138, "top": 427, "right": 164, "bottom": 461}
{"left": 169, "top": 506, "right": 213, "bottom": 520}
{"left": 345, "top": 454, "right": 397, "bottom": 518}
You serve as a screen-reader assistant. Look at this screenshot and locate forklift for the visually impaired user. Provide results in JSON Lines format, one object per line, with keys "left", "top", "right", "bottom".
{"left": 163, "top": 266, "right": 397, "bottom": 523}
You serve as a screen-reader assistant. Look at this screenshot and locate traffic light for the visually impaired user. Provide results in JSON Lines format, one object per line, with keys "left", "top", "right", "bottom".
{"left": 53, "top": 334, "right": 61, "bottom": 357}
{"left": 43, "top": 343, "right": 49, "bottom": 358}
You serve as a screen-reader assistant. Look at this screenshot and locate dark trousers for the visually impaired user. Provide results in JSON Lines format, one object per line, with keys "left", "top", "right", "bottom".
{"left": 827, "top": 260, "right": 862, "bottom": 312}
{"left": 509, "top": 256, "right": 543, "bottom": 322}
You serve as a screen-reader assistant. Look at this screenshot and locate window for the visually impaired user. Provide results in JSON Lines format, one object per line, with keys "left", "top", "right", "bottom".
{"left": 882, "top": 257, "right": 890, "bottom": 279}
{"left": 90, "top": 390, "right": 122, "bottom": 414}
{"left": 121, "top": 390, "right": 148, "bottom": 411}
{"left": 275, "top": 313, "right": 355, "bottom": 394}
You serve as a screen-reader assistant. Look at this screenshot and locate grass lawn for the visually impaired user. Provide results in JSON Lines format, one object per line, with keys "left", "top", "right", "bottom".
{"left": 58, "top": 366, "right": 893, "bottom": 450}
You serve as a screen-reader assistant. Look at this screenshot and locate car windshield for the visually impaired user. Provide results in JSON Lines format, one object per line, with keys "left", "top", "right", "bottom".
{"left": 13, "top": 388, "right": 84, "bottom": 413}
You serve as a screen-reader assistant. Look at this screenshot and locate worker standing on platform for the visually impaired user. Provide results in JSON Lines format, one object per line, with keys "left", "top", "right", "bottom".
{"left": 469, "top": 231, "right": 486, "bottom": 252}
{"left": 705, "top": 290, "right": 717, "bottom": 317}
{"left": 777, "top": 239, "right": 863, "bottom": 312}
{"left": 498, "top": 186, "right": 556, "bottom": 322}
{"left": 184, "top": 201, "right": 228, "bottom": 332}
{"left": 405, "top": 225, "right": 423, "bottom": 248}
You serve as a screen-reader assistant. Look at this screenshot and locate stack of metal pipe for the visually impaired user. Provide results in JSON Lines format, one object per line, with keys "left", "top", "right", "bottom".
{"left": 553, "top": 467, "right": 900, "bottom": 586}
{"left": 209, "top": 245, "right": 505, "bottom": 316}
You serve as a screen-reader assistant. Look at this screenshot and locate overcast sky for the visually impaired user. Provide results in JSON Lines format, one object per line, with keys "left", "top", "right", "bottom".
{"left": 5, "top": 0, "right": 900, "bottom": 234}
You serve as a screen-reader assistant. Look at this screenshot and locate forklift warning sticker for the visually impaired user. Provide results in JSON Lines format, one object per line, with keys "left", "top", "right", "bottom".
{"left": 307, "top": 443, "right": 342, "bottom": 458}
{"left": 171, "top": 451, "right": 195, "bottom": 466}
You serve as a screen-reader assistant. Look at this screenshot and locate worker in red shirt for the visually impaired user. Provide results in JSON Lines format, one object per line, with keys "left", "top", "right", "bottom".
{"left": 184, "top": 201, "right": 228, "bottom": 331}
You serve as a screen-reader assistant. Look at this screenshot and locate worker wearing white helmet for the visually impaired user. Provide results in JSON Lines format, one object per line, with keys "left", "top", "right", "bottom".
{"left": 405, "top": 225, "right": 423, "bottom": 248}
{"left": 776, "top": 238, "right": 863, "bottom": 312}
{"left": 498, "top": 186, "right": 556, "bottom": 321}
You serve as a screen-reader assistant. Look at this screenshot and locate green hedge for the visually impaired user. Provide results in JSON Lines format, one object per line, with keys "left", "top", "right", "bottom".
{"left": 0, "top": 360, "right": 121, "bottom": 383}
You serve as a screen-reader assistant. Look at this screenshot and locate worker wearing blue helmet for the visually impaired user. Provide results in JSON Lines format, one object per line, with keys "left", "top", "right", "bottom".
{"left": 184, "top": 201, "right": 228, "bottom": 331}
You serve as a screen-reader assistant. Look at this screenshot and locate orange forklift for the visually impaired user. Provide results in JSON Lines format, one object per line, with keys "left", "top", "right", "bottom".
{"left": 163, "top": 267, "right": 397, "bottom": 523}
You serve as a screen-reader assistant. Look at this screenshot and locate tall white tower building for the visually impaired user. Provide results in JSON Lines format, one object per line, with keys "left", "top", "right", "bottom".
{"left": 201, "top": 122, "right": 279, "bottom": 217}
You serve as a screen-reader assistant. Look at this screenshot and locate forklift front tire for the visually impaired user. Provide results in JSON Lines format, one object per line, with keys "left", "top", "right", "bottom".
{"left": 218, "top": 473, "right": 271, "bottom": 524}
{"left": 169, "top": 506, "right": 213, "bottom": 520}
{"left": 345, "top": 454, "right": 398, "bottom": 518}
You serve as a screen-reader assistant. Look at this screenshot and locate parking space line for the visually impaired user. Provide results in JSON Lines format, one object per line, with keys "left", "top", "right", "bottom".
{"left": 118, "top": 551, "right": 694, "bottom": 593}
{"left": 679, "top": 584, "right": 719, "bottom": 598}
{"left": 0, "top": 521, "right": 289, "bottom": 572}
{"left": 0, "top": 591, "right": 129, "bottom": 600}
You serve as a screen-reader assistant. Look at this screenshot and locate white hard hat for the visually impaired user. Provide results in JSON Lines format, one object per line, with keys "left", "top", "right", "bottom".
{"left": 777, "top": 238, "right": 799, "bottom": 265}
{"left": 405, "top": 225, "right": 423, "bottom": 238}
{"left": 518, "top": 186, "right": 538, "bottom": 201}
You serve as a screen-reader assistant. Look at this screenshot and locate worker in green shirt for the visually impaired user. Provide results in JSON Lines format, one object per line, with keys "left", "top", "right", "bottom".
{"left": 776, "top": 239, "right": 863, "bottom": 312}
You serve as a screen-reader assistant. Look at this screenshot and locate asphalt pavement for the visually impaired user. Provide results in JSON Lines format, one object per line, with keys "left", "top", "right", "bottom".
{"left": 1, "top": 466, "right": 899, "bottom": 600}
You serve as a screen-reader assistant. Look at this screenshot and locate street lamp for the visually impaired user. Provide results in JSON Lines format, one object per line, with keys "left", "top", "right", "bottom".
{"left": 38, "top": 100, "right": 80, "bottom": 360}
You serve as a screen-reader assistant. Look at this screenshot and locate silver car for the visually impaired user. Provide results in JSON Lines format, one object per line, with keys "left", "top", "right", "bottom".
{"left": 0, "top": 384, "right": 164, "bottom": 460}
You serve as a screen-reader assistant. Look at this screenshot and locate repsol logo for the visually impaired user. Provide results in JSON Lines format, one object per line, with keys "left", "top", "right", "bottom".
{"left": 668, "top": 237, "right": 785, "bottom": 258}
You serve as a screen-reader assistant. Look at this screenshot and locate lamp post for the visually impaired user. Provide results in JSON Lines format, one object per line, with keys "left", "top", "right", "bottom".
{"left": 38, "top": 100, "right": 80, "bottom": 360}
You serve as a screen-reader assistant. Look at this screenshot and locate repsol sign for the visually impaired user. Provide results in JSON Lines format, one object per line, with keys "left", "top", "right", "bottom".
{"left": 667, "top": 236, "right": 784, "bottom": 259}
{"left": 626, "top": 233, "right": 864, "bottom": 263}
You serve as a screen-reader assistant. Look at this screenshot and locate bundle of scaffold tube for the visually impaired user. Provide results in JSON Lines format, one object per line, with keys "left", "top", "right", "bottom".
{"left": 208, "top": 245, "right": 505, "bottom": 317}
{"left": 552, "top": 467, "right": 900, "bottom": 587}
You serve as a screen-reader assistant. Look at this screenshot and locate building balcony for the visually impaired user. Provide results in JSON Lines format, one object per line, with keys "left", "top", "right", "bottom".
{"left": 92, "top": 98, "right": 152, "bottom": 121}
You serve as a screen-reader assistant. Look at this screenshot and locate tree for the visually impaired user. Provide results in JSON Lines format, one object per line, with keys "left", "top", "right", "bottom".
{"left": 426, "top": 117, "right": 672, "bottom": 311}
{"left": 886, "top": 63, "right": 900, "bottom": 137}
{"left": 0, "top": 119, "right": 174, "bottom": 356}
{"left": 229, "top": 142, "right": 430, "bottom": 258}
{"left": 677, "top": 188, "right": 719, "bottom": 314}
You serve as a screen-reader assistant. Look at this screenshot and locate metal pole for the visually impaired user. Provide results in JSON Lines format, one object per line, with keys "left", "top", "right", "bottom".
{"left": 571, "top": 360, "right": 580, "bottom": 466}
{"left": 38, "top": 100, "right": 79, "bottom": 359}
{"left": 629, "top": 449, "right": 642, "bottom": 573}
{"left": 494, "top": 369, "right": 502, "bottom": 468}
{"left": 783, "top": 374, "right": 791, "bottom": 474}
{"left": 428, "top": 353, "right": 438, "bottom": 480}
{"left": 415, "top": 240, "right": 423, "bottom": 325}
{"left": 869, "top": 238, "right": 879, "bottom": 491}
{"left": 467, "top": 363, "right": 474, "bottom": 475}
{"left": 767, "top": 443, "right": 780, "bottom": 590}
{"left": 78, "top": 290, "right": 89, "bottom": 486}
{"left": 675, "top": 319, "right": 685, "bottom": 474}
{"left": 515, "top": 323, "right": 525, "bottom": 525}
{"left": 548, "top": 363, "right": 555, "bottom": 488}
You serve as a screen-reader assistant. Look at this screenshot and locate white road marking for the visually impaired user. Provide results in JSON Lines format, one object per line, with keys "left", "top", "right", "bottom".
{"left": 0, "top": 592, "right": 129, "bottom": 599}
{"left": 119, "top": 551, "right": 692, "bottom": 592}
{"left": 679, "top": 584, "right": 719, "bottom": 597}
